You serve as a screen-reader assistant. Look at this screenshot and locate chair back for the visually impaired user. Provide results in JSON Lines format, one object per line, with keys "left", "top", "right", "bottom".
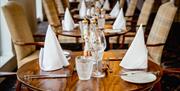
{"left": 125, "top": 0, "right": 138, "bottom": 17}
{"left": 137, "top": 0, "right": 154, "bottom": 26}
{"left": 119, "top": 0, "right": 125, "bottom": 8}
{"left": 62, "top": 0, "right": 70, "bottom": 9}
{"left": 54, "top": 0, "right": 65, "bottom": 15}
{"left": 147, "top": 1, "right": 177, "bottom": 65}
{"left": 42, "top": 0, "right": 61, "bottom": 31}
{"left": 2, "top": 1, "right": 36, "bottom": 63}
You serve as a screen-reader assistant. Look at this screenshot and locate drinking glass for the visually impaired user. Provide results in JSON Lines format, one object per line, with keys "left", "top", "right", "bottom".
{"left": 89, "top": 29, "right": 106, "bottom": 77}
{"left": 76, "top": 56, "right": 94, "bottom": 80}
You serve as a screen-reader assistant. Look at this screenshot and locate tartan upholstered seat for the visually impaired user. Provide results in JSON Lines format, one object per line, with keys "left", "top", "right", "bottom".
{"left": 109, "top": 1, "right": 177, "bottom": 65}
{"left": 121, "top": 0, "right": 155, "bottom": 46}
{"left": 147, "top": 1, "right": 177, "bottom": 65}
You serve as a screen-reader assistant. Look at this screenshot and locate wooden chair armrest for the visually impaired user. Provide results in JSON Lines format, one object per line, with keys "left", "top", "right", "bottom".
{"left": 126, "top": 24, "right": 146, "bottom": 27}
{"left": 163, "top": 68, "right": 180, "bottom": 74}
{"left": 146, "top": 43, "right": 165, "bottom": 47}
{"left": 14, "top": 41, "right": 44, "bottom": 46}
{"left": 126, "top": 20, "right": 138, "bottom": 23}
{"left": 59, "top": 13, "right": 64, "bottom": 20}
{"left": 33, "top": 34, "right": 46, "bottom": 37}
{"left": 0, "top": 72, "right": 16, "bottom": 77}
{"left": 125, "top": 15, "right": 133, "bottom": 17}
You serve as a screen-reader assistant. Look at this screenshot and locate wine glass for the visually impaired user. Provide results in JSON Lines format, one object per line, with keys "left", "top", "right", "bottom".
{"left": 89, "top": 29, "right": 106, "bottom": 77}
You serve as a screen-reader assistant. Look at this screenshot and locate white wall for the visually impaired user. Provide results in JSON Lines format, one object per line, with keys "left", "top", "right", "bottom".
{"left": 36, "top": 0, "right": 44, "bottom": 22}
{"left": 0, "top": 0, "right": 13, "bottom": 58}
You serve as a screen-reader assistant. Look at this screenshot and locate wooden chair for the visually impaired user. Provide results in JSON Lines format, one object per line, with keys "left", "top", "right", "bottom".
{"left": 1, "top": 1, "right": 45, "bottom": 90}
{"left": 109, "top": 1, "right": 178, "bottom": 90}
{"left": 109, "top": 0, "right": 138, "bottom": 47}
{"left": 2, "top": 1, "right": 44, "bottom": 68}
{"left": 42, "top": 0, "right": 79, "bottom": 43}
{"left": 54, "top": 0, "right": 65, "bottom": 17}
{"left": 111, "top": 0, "right": 177, "bottom": 68}
{"left": 42, "top": 0, "right": 61, "bottom": 33}
{"left": 120, "top": 0, "right": 155, "bottom": 48}
{"left": 125, "top": 0, "right": 138, "bottom": 21}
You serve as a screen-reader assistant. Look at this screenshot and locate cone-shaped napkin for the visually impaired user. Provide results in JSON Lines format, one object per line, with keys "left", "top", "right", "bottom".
{"left": 103, "top": 0, "right": 110, "bottom": 10}
{"left": 99, "top": 0, "right": 105, "bottom": 5}
{"left": 95, "top": 1, "right": 102, "bottom": 8}
{"left": 113, "top": 8, "right": 126, "bottom": 31}
{"left": 120, "top": 24, "right": 148, "bottom": 69}
{"left": 109, "top": 1, "right": 120, "bottom": 17}
{"left": 39, "top": 25, "right": 69, "bottom": 71}
{"left": 63, "top": 8, "right": 75, "bottom": 31}
{"left": 79, "top": 0, "right": 87, "bottom": 18}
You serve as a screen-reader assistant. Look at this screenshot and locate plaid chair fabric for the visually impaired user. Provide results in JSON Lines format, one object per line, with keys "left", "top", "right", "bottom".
{"left": 42, "top": 0, "right": 60, "bottom": 30}
{"left": 125, "top": 0, "right": 138, "bottom": 17}
{"left": 147, "top": 1, "right": 177, "bottom": 65}
{"left": 137, "top": 0, "right": 154, "bottom": 25}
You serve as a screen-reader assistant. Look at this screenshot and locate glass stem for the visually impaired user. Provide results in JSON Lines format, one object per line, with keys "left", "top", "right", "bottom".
{"left": 95, "top": 50, "right": 99, "bottom": 74}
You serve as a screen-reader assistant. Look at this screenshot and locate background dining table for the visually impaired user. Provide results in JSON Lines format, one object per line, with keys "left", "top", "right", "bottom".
{"left": 17, "top": 51, "right": 163, "bottom": 91}
{"left": 58, "top": 24, "right": 129, "bottom": 50}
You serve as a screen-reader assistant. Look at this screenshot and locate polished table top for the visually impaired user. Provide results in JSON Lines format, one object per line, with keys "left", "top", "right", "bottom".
{"left": 17, "top": 51, "right": 162, "bottom": 91}
{"left": 58, "top": 25, "right": 129, "bottom": 50}
{"left": 59, "top": 25, "right": 128, "bottom": 38}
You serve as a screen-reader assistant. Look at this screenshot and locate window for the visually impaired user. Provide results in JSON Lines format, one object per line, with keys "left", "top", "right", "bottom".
{"left": 0, "top": 0, "right": 14, "bottom": 67}
{"left": 36, "top": 0, "right": 44, "bottom": 22}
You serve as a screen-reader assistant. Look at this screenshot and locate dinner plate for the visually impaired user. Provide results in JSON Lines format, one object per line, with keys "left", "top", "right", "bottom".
{"left": 120, "top": 71, "right": 157, "bottom": 84}
{"left": 103, "top": 29, "right": 121, "bottom": 33}
{"left": 63, "top": 50, "right": 71, "bottom": 60}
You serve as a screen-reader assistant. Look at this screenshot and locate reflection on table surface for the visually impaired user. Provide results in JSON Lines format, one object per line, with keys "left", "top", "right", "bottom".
{"left": 17, "top": 51, "right": 162, "bottom": 91}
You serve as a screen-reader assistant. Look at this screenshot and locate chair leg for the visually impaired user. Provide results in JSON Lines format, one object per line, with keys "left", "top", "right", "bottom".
{"left": 120, "top": 35, "right": 125, "bottom": 48}
{"left": 152, "top": 81, "right": 162, "bottom": 91}
{"left": 16, "top": 80, "right": 22, "bottom": 91}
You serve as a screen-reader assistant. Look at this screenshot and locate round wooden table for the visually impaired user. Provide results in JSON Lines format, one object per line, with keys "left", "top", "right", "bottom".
{"left": 58, "top": 25, "right": 129, "bottom": 50}
{"left": 17, "top": 51, "right": 162, "bottom": 91}
{"left": 73, "top": 14, "right": 116, "bottom": 22}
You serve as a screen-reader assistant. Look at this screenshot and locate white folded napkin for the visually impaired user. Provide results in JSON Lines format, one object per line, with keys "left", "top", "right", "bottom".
{"left": 63, "top": 8, "right": 75, "bottom": 31}
{"left": 113, "top": 8, "right": 126, "bottom": 31}
{"left": 102, "top": 0, "right": 110, "bottom": 10}
{"left": 79, "top": 0, "right": 87, "bottom": 18}
{"left": 109, "top": 1, "right": 120, "bottom": 18}
{"left": 95, "top": 1, "right": 102, "bottom": 8}
{"left": 99, "top": 0, "right": 104, "bottom": 5}
{"left": 91, "top": 7, "right": 95, "bottom": 16}
{"left": 120, "top": 24, "right": 148, "bottom": 69}
{"left": 39, "top": 25, "right": 69, "bottom": 71}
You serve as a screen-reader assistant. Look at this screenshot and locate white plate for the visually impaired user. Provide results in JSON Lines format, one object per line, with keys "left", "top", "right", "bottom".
{"left": 103, "top": 29, "right": 122, "bottom": 33}
{"left": 120, "top": 71, "right": 157, "bottom": 84}
{"left": 63, "top": 50, "right": 71, "bottom": 60}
